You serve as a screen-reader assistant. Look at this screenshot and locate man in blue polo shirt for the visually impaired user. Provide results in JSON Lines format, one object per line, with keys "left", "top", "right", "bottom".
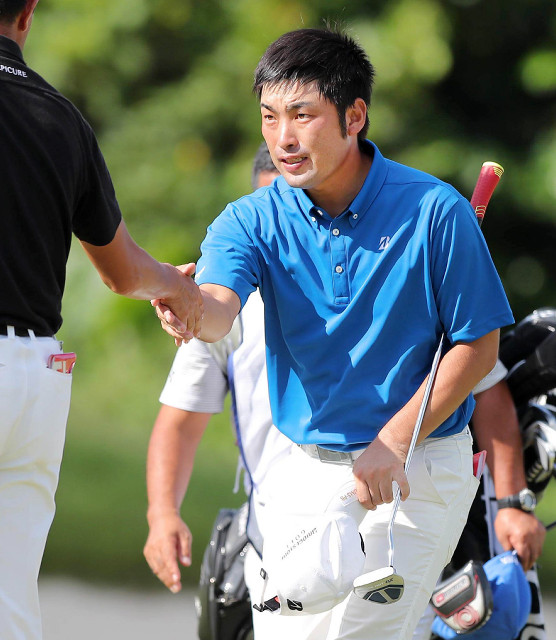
{"left": 157, "top": 28, "right": 514, "bottom": 640}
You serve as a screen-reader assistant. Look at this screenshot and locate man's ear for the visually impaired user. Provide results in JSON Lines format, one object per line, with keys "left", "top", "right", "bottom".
{"left": 17, "top": 0, "right": 40, "bottom": 33}
{"left": 346, "top": 98, "right": 368, "bottom": 137}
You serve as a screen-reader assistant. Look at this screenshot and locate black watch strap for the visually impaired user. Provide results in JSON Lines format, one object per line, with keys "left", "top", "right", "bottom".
{"left": 497, "top": 489, "right": 536, "bottom": 513}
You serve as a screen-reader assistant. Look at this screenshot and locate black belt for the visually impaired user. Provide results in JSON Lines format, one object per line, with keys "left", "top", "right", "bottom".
{"left": 0, "top": 325, "right": 52, "bottom": 338}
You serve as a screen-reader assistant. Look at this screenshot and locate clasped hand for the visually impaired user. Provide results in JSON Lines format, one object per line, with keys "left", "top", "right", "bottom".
{"left": 152, "top": 263, "right": 203, "bottom": 345}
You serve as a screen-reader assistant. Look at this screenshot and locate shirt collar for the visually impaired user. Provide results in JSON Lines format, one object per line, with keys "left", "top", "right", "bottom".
{"left": 347, "top": 140, "right": 388, "bottom": 227}
{"left": 276, "top": 140, "right": 388, "bottom": 227}
{"left": 0, "top": 35, "right": 25, "bottom": 63}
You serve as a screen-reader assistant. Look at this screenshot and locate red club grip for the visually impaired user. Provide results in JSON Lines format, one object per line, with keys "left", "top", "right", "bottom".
{"left": 470, "top": 162, "right": 504, "bottom": 225}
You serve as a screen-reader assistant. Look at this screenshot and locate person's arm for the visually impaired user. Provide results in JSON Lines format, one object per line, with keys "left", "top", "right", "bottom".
{"left": 143, "top": 405, "right": 211, "bottom": 593}
{"left": 353, "top": 330, "right": 499, "bottom": 510}
{"left": 473, "top": 381, "right": 546, "bottom": 570}
{"left": 81, "top": 220, "right": 203, "bottom": 338}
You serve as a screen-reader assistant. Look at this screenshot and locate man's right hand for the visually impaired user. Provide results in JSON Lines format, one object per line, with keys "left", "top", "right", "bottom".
{"left": 143, "top": 511, "right": 193, "bottom": 593}
{"left": 153, "top": 263, "right": 204, "bottom": 345}
{"left": 352, "top": 430, "right": 410, "bottom": 510}
{"left": 494, "top": 508, "right": 546, "bottom": 571}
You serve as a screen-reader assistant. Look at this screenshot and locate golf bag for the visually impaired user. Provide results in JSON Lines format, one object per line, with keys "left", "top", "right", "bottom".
{"left": 500, "top": 307, "right": 556, "bottom": 407}
{"left": 431, "top": 307, "right": 556, "bottom": 638}
{"left": 500, "top": 308, "right": 556, "bottom": 500}
{"left": 196, "top": 504, "right": 253, "bottom": 640}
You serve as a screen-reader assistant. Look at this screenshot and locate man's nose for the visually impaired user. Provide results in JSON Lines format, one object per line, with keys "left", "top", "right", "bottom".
{"left": 277, "top": 119, "right": 298, "bottom": 150}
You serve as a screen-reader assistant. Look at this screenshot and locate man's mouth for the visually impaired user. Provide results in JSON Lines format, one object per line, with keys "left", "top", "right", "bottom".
{"left": 283, "top": 156, "right": 305, "bottom": 165}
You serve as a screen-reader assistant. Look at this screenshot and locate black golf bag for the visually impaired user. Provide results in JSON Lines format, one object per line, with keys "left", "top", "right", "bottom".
{"left": 196, "top": 503, "right": 253, "bottom": 640}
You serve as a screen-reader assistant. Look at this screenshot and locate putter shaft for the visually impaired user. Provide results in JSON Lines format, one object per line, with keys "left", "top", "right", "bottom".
{"left": 387, "top": 335, "right": 445, "bottom": 568}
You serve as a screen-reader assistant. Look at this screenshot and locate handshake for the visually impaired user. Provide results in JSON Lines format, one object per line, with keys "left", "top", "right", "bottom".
{"left": 152, "top": 263, "right": 203, "bottom": 345}
{"left": 152, "top": 263, "right": 240, "bottom": 346}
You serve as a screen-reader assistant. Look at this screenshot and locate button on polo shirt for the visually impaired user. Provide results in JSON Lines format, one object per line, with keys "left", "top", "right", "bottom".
{"left": 196, "top": 141, "right": 513, "bottom": 449}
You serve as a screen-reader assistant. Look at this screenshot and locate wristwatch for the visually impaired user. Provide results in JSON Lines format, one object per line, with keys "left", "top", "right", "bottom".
{"left": 497, "top": 488, "right": 537, "bottom": 513}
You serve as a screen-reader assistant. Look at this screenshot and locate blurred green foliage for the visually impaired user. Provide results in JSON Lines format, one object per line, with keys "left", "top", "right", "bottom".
{"left": 32, "top": 0, "right": 556, "bottom": 591}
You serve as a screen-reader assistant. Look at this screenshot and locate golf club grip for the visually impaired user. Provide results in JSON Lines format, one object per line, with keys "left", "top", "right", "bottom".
{"left": 470, "top": 162, "right": 504, "bottom": 226}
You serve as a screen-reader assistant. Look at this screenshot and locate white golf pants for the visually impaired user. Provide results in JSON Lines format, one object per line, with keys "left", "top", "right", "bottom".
{"left": 0, "top": 332, "right": 72, "bottom": 640}
{"left": 246, "top": 428, "right": 478, "bottom": 640}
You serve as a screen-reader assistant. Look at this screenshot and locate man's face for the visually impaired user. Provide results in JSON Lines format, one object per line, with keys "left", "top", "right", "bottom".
{"left": 260, "top": 81, "right": 355, "bottom": 194}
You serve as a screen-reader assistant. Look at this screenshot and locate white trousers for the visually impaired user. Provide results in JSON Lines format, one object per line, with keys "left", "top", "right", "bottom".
{"left": 0, "top": 332, "right": 72, "bottom": 640}
{"left": 246, "top": 428, "right": 478, "bottom": 640}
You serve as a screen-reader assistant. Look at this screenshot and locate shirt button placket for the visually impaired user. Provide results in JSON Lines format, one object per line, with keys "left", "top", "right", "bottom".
{"left": 330, "top": 225, "right": 349, "bottom": 303}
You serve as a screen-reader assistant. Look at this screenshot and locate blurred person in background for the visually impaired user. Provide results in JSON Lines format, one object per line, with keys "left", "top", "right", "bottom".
{"left": 0, "top": 1, "right": 200, "bottom": 638}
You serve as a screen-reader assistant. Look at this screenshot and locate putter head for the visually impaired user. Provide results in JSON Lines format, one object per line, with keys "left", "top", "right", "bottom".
{"left": 353, "top": 566, "right": 405, "bottom": 604}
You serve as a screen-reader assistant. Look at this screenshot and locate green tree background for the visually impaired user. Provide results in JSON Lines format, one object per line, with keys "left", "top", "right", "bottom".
{"left": 27, "top": 0, "right": 556, "bottom": 592}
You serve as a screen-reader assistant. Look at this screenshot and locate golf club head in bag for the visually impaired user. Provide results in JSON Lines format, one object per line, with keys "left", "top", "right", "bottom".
{"left": 430, "top": 560, "right": 493, "bottom": 634}
{"left": 353, "top": 566, "right": 405, "bottom": 604}
{"left": 520, "top": 402, "right": 556, "bottom": 499}
{"left": 432, "top": 551, "right": 531, "bottom": 640}
{"left": 499, "top": 308, "right": 556, "bottom": 407}
{"left": 196, "top": 504, "right": 253, "bottom": 640}
{"left": 499, "top": 307, "right": 556, "bottom": 371}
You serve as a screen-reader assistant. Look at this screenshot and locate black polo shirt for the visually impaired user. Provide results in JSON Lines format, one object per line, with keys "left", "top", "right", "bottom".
{"left": 0, "top": 35, "right": 122, "bottom": 336}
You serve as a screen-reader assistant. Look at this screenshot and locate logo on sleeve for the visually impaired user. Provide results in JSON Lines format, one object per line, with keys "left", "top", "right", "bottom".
{"left": 0, "top": 65, "right": 27, "bottom": 78}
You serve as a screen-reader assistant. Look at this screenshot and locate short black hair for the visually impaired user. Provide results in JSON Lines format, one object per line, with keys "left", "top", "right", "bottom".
{"left": 251, "top": 142, "right": 277, "bottom": 190}
{"left": 0, "top": 0, "right": 26, "bottom": 23}
{"left": 253, "top": 28, "right": 375, "bottom": 141}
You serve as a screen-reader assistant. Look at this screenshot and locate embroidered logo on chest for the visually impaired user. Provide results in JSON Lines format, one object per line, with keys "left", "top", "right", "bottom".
{"left": 378, "top": 236, "right": 391, "bottom": 251}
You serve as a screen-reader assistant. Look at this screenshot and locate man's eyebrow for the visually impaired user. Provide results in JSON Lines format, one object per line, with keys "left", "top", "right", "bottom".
{"left": 260, "top": 101, "right": 315, "bottom": 113}
{"left": 260, "top": 102, "right": 277, "bottom": 113}
{"left": 286, "top": 101, "right": 314, "bottom": 112}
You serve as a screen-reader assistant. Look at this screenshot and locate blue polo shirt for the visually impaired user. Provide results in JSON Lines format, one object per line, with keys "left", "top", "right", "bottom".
{"left": 196, "top": 141, "right": 514, "bottom": 450}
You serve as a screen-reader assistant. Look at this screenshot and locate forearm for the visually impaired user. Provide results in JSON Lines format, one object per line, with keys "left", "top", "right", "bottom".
{"left": 473, "top": 382, "right": 547, "bottom": 569}
{"left": 146, "top": 406, "right": 209, "bottom": 524}
{"left": 197, "top": 283, "right": 241, "bottom": 343}
{"left": 473, "top": 381, "right": 527, "bottom": 497}
{"left": 109, "top": 250, "right": 184, "bottom": 301}
{"left": 83, "top": 222, "right": 203, "bottom": 337}
{"left": 379, "top": 330, "right": 500, "bottom": 454}
{"left": 82, "top": 222, "right": 180, "bottom": 299}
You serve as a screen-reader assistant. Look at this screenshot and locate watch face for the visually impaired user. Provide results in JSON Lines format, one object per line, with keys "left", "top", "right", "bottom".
{"left": 520, "top": 490, "right": 536, "bottom": 511}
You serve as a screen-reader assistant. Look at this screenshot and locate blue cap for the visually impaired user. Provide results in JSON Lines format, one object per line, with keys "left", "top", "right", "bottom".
{"left": 432, "top": 551, "right": 531, "bottom": 639}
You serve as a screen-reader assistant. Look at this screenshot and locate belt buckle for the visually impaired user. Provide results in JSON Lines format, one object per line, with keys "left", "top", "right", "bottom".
{"left": 316, "top": 446, "right": 353, "bottom": 465}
